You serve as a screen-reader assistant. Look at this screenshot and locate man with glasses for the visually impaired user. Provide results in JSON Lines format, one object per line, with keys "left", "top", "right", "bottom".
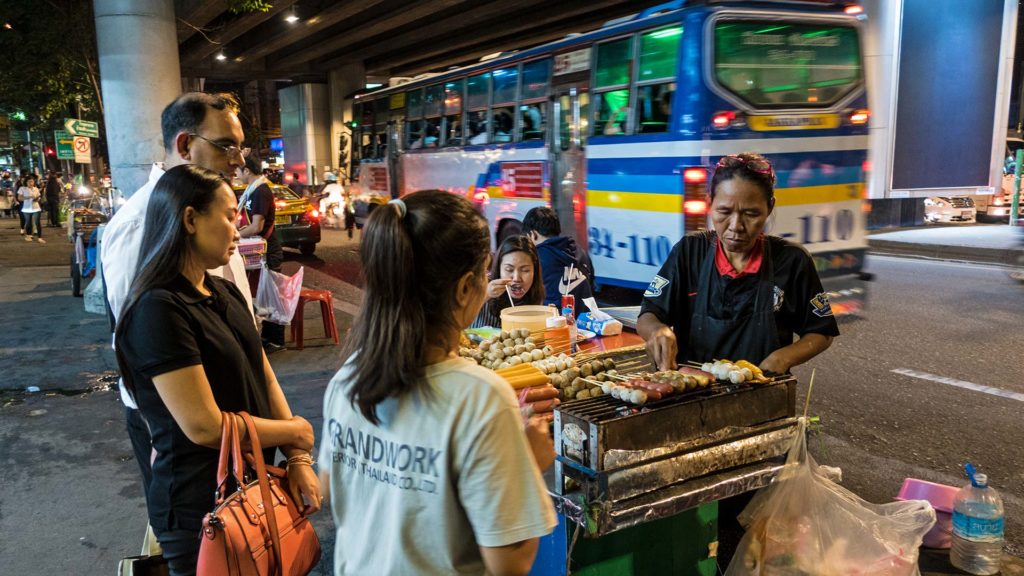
{"left": 99, "top": 92, "right": 254, "bottom": 552}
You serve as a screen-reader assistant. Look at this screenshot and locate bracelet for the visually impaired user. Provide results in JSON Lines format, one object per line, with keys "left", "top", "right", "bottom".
{"left": 286, "top": 453, "right": 315, "bottom": 467}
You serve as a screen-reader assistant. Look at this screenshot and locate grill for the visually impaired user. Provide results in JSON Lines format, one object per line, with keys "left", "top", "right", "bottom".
{"left": 552, "top": 360, "right": 800, "bottom": 536}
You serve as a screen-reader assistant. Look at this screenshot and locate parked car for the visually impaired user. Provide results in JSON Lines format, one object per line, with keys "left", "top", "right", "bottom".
{"left": 234, "top": 183, "right": 321, "bottom": 255}
{"left": 924, "top": 196, "right": 976, "bottom": 224}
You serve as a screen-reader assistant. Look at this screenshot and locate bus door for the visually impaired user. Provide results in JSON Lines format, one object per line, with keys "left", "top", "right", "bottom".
{"left": 550, "top": 84, "right": 589, "bottom": 252}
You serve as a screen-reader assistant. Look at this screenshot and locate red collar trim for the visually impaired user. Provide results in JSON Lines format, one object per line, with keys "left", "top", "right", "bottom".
{"left": 715, "top": 236, "right": 764, "bottom": 278}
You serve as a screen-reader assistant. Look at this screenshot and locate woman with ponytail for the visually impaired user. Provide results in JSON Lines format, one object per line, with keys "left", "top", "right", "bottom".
{"left": 319, "top": 190, "right": 557, "bottom": 576}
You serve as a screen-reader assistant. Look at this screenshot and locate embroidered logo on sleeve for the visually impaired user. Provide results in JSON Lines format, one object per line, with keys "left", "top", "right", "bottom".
{"left": 809, "top": 292, "right": 833, "bottom": 318}
{"left": 644, "top": 275, "right": 670, "bottom": 298}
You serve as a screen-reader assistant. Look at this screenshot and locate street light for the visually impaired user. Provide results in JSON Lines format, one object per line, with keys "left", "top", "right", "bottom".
{"left": 215, "top": 51, "right": 227, "bottom": 61}
{"left": 285, "top": 7, "right": 299, "bottom": 23}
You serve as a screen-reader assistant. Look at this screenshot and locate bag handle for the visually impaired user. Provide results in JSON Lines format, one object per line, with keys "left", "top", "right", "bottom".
{"left": 238, "top": 411, "right": 287, "bottom": 576}
{"left": 213, "top": 413, "right": 247, "bottom": 503}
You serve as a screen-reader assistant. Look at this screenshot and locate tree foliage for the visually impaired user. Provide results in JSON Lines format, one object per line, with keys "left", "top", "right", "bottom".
{"left": 0, "top": 0, "right": 102, "bottom": 130}
{"left": 227, "top": 0, "right": 273, "bottom": 14}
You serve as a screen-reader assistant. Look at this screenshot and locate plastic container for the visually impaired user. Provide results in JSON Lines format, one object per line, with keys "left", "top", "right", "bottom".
{"left": 950, "top": 473, "right": 1004, "bottom": 575}
{"left": 896, "top": 478, "right": 959, "bottom": 548}
{"left": 544, "top": 315, "right": 570, "bottom": 356}
{"left": 500, "top": 305, "right": 554, "bottom": 334}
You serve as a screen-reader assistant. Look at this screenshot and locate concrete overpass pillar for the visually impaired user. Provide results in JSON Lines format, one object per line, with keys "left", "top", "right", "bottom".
{"left": 93, "top": 0, "right": 180, "bottom": 196}
{"left": 328, "top": 63, "right": 366, "bottom": 185}
{"left": 280, "top": 84, "right": 332, "bottom": 186}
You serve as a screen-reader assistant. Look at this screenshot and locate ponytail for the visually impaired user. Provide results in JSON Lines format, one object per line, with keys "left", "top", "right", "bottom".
{"left": 344, "top": 191, "right": 489, "bottom": 425}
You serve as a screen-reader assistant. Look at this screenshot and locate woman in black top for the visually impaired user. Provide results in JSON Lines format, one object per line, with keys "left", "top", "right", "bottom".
{"left": 115, "top": 165, "right": 322, "bottom": 576}
{"left": 471, "top": 235, "right": 545, "bottom": 328}
{"left": 638, "top": 152, "right": 839, "bottom": 373}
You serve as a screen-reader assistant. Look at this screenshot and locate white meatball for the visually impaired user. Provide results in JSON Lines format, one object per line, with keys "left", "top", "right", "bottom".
{"left": 531, "top": 349, "right": 545, "bottom": 361}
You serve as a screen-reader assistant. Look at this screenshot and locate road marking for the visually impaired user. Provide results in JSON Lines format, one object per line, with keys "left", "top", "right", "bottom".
{"left": 892, "top": 368, "right": 1024, "bottom": 402}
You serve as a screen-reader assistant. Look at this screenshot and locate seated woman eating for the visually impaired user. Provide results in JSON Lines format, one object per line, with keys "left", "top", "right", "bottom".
{"left": 471, "top": 234, "right": 545, "bottom": 328}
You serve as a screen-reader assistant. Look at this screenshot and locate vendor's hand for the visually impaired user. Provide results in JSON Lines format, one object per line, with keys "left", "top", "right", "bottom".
{"left": 285, "top": 461, "right": 323, "bottom": 516}
{"left": 758, "top": 351, "right": 791, "bottom": 376}
{"left": 524, "top": 417, "right": 555, "bottom": 471}
{"left": 645, "top": 326, "right": 678, "bottom": 371}
{"left": 486, "top": 278, "right": 513, "bottom": 300}
{"left": 290, "top": 416, "right": 315, "bottom": 453}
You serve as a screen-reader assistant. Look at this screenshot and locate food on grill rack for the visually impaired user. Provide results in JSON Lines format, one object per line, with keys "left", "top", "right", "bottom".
{"left": 553, "top": 358, "right": 617, "bottom": 400}
{"left": 700, "top": 359, "right": 766, "bottom": 384}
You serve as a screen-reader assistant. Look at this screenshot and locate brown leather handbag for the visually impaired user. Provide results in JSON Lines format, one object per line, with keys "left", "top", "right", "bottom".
{"left": 197, "top": 412, "right": 321, "bottom": 576}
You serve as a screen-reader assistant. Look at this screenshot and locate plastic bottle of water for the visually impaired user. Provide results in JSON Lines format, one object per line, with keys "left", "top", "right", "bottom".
{"left": 562, "top": 307, "right": 578, "bottom": 354}
{"left": 950, "top": 471, "right": 1004, "bottom": 575}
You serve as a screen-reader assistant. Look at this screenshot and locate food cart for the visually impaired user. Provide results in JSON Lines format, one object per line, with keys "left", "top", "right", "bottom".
{"left": 462, "top": 324, "right": 799, "bottom": 575}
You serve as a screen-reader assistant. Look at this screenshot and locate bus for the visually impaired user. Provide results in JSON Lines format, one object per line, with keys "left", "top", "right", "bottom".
{"left": 348, "top": 0, "right": 871, "bottom": 314}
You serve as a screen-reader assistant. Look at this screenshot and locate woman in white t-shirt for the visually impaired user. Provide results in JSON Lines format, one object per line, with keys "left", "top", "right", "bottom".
{"left": 18, "top": 175, "right": 44, "bottom": 243}
{"left": 319, "top": 190, "right": 558, "bottom": 576}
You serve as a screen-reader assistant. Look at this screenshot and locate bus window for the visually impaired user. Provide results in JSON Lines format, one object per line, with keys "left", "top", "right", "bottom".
{"left": 417, "top": 85, "right": 443, "bottom": 149}
{"left": 443, "top": 79, "right": 464, "bottom": 147}
{"left": 637, "top": 83, "right": 674, "bottom": 133}
{"left": 594, "top": 37, "right": 633, "bottom": 136}
{"left": 405, "top": 89, "right": 423, "bottom": 149}
{"left": 713, "top": 21, "right": 861, "bottom": 108}
{"left": 636, "top": 27, "right": 680, "bottom": 133}
{"left": 467, "top": 73, "right": 490, "bottom": 145}
{"left": 492, "top": 108, "right": 514, "bottom": 142}
{"left": 468, "top": 110, "right": 489, "bottom": 145}
{"left": 492, "top": 67, "right": 518, "bottom": 105}
{"left": 596, "top": 89, "right": 629, "bottom": 136}
{"left": 521, "top": 59, "right": 551, "bottom": 100}
{"left": 520, "top": 103, "right": 546, "bottom": 141}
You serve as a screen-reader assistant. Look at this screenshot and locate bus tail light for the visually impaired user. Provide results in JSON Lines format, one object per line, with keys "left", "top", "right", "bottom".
{"left": 711, "top": 111, "right": 737, "bottom": 130}
{"left": 849, "top": 109, "right": 870, "bottom": 125}
{"left": 682, "top": 167, "right": 709, "bottom": 232}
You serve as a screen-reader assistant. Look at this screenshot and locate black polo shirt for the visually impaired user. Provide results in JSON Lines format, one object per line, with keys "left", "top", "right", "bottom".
{"left": 117, "top": 274, "right": 273, "bottom": 531}
{"left": 640, "top": 232, "right": 840, "bottom": 362}
{"left": 245, "top": 182, "right": 283, "bottom": 269}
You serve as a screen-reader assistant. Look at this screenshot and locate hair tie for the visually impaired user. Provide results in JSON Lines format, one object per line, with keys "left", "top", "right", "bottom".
{"left": 388, "top": 198, "right": 407, "bottom": 218}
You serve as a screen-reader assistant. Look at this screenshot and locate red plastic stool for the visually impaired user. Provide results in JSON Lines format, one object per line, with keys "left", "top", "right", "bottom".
{"left": 290, "top": 289, "right": 340, "bottom": 350}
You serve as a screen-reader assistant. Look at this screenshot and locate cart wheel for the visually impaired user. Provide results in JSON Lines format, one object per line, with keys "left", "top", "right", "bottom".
{"left": 71, "top": 251, "right": 82, "bottom": 297}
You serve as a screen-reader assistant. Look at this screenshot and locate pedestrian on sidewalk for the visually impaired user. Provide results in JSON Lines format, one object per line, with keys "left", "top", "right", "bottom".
{"left": 114, "top": 164, "right": 322, "bottom": 576}
{"left": 101, "top": 92, "right": 256, "bottom": 563}
{"left": 44, "top": 172, "right": 62, "bottom": 227}
{"left": 320, "top": 190, "right": 557, "bottom": 576}
{"left": 236, "top": 154, "right": 286, "bottom": 354}
{"left": 0, "top": 172, "right": 13, "bottom": 218}
{"left": 18, "top": 175, "right": 44, "bottom": 243}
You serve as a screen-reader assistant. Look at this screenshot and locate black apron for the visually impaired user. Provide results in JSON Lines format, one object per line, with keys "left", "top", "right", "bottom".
{"left": 687, "top": 238, "right": 781, "bottom": 365}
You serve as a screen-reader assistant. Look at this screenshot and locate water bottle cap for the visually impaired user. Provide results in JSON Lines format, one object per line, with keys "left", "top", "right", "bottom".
{"left": 973, "top": 473, "right": 988, "bottom": 488}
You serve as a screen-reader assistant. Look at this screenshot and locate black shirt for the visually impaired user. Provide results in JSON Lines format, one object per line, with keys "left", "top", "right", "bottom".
{"left": 245, "top": 182, "right": 283, "bottom": 269}
{"left": 640, "top": 232, "right": 840, "bottom": 362}
{"left": 117, "top": 274, "right": 273, "bottom": 531}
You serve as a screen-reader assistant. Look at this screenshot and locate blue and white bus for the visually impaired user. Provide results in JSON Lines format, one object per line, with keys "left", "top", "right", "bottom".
{"left": 349, "top": 0, "right": 871, "bottom": 314}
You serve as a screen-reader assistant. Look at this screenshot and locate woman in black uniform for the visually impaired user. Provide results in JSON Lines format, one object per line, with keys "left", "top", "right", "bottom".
{"left": 637, "top": 152, "right": 839, "bottom": 373}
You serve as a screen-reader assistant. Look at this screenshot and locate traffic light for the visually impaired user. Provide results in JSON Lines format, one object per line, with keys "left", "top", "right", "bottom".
{"left": 45, "top": 146, "right": 55, "bottom": 156}
{"left": 344, "top": 120, "right": 359, "bottom": 129}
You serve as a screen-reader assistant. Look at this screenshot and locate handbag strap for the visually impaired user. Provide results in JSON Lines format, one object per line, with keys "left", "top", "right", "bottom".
{"left": 238, "top": 411, "right": 287, "bottom": 576}
{"left": 213, "top": 413, "right": 247, "bottom": 503}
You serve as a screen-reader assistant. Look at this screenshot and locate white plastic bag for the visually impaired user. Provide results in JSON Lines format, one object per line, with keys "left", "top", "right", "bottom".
{"left": 726, "top": 418, "right": 936, "bottom": 576}
{"left": 254, "top": 264, "right": 304, "bottom": 324}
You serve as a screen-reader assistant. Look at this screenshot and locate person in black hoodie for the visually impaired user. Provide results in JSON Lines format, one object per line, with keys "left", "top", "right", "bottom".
{"left": 522, "top": 207, "right": 594, "bottom": 313}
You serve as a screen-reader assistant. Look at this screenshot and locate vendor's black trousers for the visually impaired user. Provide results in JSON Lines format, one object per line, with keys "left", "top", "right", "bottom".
{"left": 46, "top": 200, "right": 60, "bottom": 226}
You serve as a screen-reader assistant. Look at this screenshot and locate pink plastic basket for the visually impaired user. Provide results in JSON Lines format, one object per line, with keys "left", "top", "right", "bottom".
{"left": 895, "top": 478, "right": 958, "bottom": 548}
{"left": 238, "top": 238, "right": 266, "bottom": 270}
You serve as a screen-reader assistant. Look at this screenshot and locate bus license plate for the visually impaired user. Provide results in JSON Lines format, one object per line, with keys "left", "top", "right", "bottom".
{"left": 274, "top": 215, "right": 290, "bottom": 225}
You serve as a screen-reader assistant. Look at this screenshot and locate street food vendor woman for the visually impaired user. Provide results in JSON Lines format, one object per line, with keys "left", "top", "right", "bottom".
{"left": 637, "top": 152, "right": 840, "bottom": 374}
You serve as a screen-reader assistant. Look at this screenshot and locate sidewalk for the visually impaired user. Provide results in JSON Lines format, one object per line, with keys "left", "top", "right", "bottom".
{"left": 868, "top": 223, "right": 1023, "bottom": 265}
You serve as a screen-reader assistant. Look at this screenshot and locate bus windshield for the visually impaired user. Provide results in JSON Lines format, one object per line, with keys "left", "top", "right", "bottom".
{"left": 714, "top": 20, "right": 862, "bottom": 109}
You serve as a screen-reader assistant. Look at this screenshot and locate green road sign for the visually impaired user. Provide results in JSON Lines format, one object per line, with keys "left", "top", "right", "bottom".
{"left": 54, "top": 130, "right": 75, "bottom": 160}
{"left": 63, "top": 118, "right": 99, "bottom": 138}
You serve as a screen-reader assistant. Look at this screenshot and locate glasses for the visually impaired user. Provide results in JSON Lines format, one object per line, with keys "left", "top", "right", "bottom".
{"left": 716, "top": 155, "right": 775, "bottom": 180}
{"left": 189, "top": 133, "right": 250, "bottom": 159}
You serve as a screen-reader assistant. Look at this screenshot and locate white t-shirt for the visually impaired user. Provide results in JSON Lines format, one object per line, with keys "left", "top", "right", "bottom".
{"left": 19, "top": 186, "right": 41, "bottom": 213}
{"left": 100, "top": 163, "right": 254, "bottom": 408}
{"left": 320, "top": 356, "right": 557, "bottom": 576}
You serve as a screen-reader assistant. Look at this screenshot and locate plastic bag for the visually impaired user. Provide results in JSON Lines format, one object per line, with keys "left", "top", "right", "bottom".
{"left": 726, "top": 418, "right": 936, "bottom": 576}
{"left": 254, "top": 264, "right": 304, "bottom": 324}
